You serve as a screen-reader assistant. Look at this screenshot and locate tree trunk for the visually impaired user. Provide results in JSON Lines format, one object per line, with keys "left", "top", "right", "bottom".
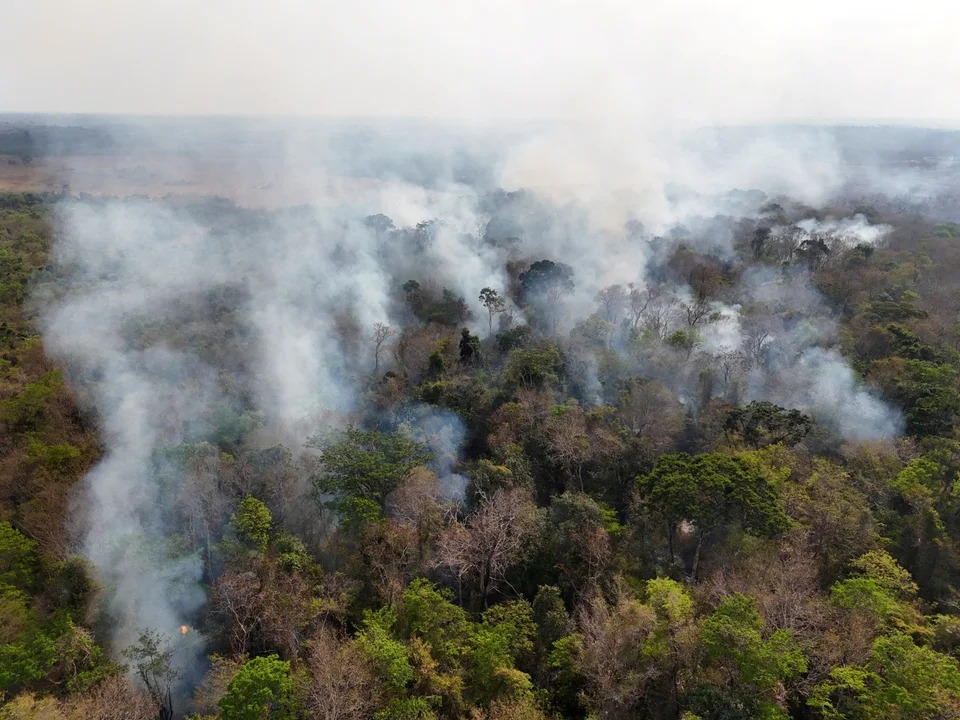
{"left": 691, "top": 529, "right": 708, "bottom": 581}
{"left": 668, "top": 524, "right": 675, "bottom": 565}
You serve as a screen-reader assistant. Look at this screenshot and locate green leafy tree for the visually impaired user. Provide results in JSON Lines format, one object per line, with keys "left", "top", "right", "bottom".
{"left": 695, "top": 594, "right": 807, "bottom": 720}
{"left": 479, "top": 288, "right": 507, "bottom": 336}
{"left": 1, "top": 370, "right": 63, "bottom": 433}
{"left": 398, "top": 579, "right": 470, "bottom": 669}
{"left": 518, "top": 260, "right": 575, "bottom": 333}
{"left": 518, "top": 260, "right": 574, "bottom": 305}
{"left": 466, "top": 619, "right": 534, "bottom": 707}
{"left": 122, "top": 630, "right": 180, "bottom": 720}
{"left": 724, "top": 401, "right": 813, "bottom": 448}
{"left": 544, "top": 493, "right": 621, "bottom": 600}
{"left": 829, "top": 550, "right": 924, "bottom": 634}
{"left": 482, "top": 600, "right": 537, "bottom": 670}
{"left": 233, "top": 496, "right": 273, "bottom": 552}
{"left": 531, "top": 585, "right": 570, "bottom": 657}
{"left": 0, "top": 522, "right": 36, "bottom": 591}
{"left": 870, "top": 358, "right": 960, "bottom": 436}
{"left": 459, "top": 328, "right": 481, "bottom": 366}
{"left": 309, "top": 429, "right": 432, "bottom": 513}
{"left": 0, "top": 621, "right": 57, "bottom": 694}
{"left": 639, "top": 453, "right": 790, "bottom": 577}
{"left": 809, "top": 633, "right": 960, "bottom": 719}
{"left": 218, "top": 654, "right": 294, "bottom": 720}
{"left": 502, "top": 345, "right": 564, "bottom": 392}
{"left": 355, "top": 608, "right": 415, "bottom": 693}
{"left": 209, "top": 403, "right": 265, "bottom": 451}
{"left": 0, "top": 247, "right": 28, "bottom": 304}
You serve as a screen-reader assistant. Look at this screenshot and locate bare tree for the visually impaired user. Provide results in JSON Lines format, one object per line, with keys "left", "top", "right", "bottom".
{"left": 741, "top": 314, "right": 777, "bottom": 369}
{"left": 576, "top": 595, "right": 661, "bottom": 720}
{"left": 626, "top": 283, "right": 651, "bottom": 331}
{"left": 544, "top": 405, "right": 592, "bottom": 491}
{"left": 476, "top": 217, "right": 488, "bottom": 245}
{"left": 189, "top": 654, "right": 248, "bottom": 718}
{"left": 371, "top": 322, "right": 394, "bottom": 373}
{"left": 684, "top": 265, "right": 724, "bottom": 328}
{"left": 209, "top": 570, "right": 262, "bottom": 655}
{"left": 387, "top": 466, "right": 446, "bottom": 562}
{"left": 636, "top": 288, "right": 682, "bottom": 340}
{"left": 437, "top": 487, "right": 542, "bottom": 606}
{"left": 618, "top": 380, "right": 684, "bottom": 454}
{"left": 174, "top": 446, "right": 231, "bottom": 582}
{"left": 362, "top": 521, "right": 419, "bottom": 606}
{"left": 705, "top": 536, "right": 865, "bottom": 691}
{"left": 752, "top": 226, "right": 772, "bottom": 260}
{"left": 713, "top": 349, "right": 749, "bottom": 399}
{"left": 683, "top": 297, "right": 710, "bottom": 327}
{"left": 595, "top": 284, "right": 627, "bottom": 325}
{"left": 771, "top": 226, "right": 805, "bottom": 264}
{"left": 64, "top": 674, "right": 157, "bottom": 720}
{"left": 304, "top": 626, "right": 381, "bottom": 720}
{"left": 257, "top": 562, "right": 318, "bottom": 658}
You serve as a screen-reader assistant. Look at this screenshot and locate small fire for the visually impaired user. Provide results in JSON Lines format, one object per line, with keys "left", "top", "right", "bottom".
{"left": 180, "top": 625, "right": 189, "bottom": 636}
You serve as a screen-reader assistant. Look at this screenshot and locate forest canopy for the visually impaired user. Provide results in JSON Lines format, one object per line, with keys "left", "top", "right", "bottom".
{"left": 3, "top": 168, "right": 960, "bottom": 720}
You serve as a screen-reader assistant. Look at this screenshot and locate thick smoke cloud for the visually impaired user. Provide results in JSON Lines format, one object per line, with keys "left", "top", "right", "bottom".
{"left": 37, "top": 157, "right": 501, "bottom": 678}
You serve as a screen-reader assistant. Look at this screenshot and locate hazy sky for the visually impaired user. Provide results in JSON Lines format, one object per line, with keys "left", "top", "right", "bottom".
{"left": 3, "top": 0, "right": 959, "bottom": 125}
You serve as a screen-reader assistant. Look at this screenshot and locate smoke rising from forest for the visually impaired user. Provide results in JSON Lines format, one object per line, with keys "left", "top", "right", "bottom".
{"left": 30, "top": 114, "right": 923, "bottom": 687}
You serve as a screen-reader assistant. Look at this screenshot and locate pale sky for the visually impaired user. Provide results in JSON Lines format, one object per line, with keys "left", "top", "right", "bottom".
{"left": 3, "top": 0, "right": 960, "bottom": 126}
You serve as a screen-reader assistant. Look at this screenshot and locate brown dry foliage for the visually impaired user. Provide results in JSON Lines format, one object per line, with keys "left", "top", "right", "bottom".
{"left": 302, "top": 626, "right": 381, "bottom": 720}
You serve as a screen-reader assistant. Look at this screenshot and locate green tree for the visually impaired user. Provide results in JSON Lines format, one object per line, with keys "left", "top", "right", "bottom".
{"left": 309, "top": 429, "right": 432, "bottom": 513}
{"left": 531, "top": 585, "right": 570, "bottom": 656}
{"left": 479, "top": 288, "right": 507, "bottom": 336}
{"left": 466, "top": 618, "right": 534, "bottom": 707}
{"left": 502, "top": 345, "right": 564, "bottom": 392}
{"left": 518, "top": 260, "right": 575, "bottom": 333}
{"left": 0, "top": 621, "right": 57, "bottom": 694}
{"left": 518, "top": 260, "right": 574, "bottom": 305}
{"left": 639, "top": 453, "right": 790, "bottom": 577}
{"left": 724, "top": 401, "right": 812, "bottom": 448}
{"left": 218, "top": 654, "right": 294, "bottom": 720}
{"left": 398, "top": 579, "right": 470, "bottom": 669}
{"left": 122, "top": 630, "right": 180, "bottom": 720}
{"left": 695, "top": 594, "right": 806, "bottom": 720}
{"left": 1, "top": 370, "right": 63, "bottom": 433}
{"left": 233, "top": 496, "right": 273, "bottom": 552}
{"left": 829, "top": 550, "right": 924, "bottom": 634}
{"left": 0, "top": 522, "right": 36, "bottom": 591}
{"left": 355, "top": 608, "right": 414, "bottom": 693}
{"left": 809, "top": 633, "right": 960, "bottom": 719}
{"left": 545, "top": 493, "right": 621, "bottom": 599}
{"left": 870, "top": 358, "right": 960, "bottom": 436}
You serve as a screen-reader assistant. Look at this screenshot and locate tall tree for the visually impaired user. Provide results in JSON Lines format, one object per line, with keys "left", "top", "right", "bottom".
{"left": 639, "top": 453, "right": 790, "bottom": 577}
{"left": 438, "top": 487, "right": 543, "bottom": 607}
{"left": 308, "top": 429, "right": 433, "bottom": 515}
{"left": 371, "top": 322, "right": 394, "bottom": 373}
{"left": 479, "top": 288, "right": 507, "bottom": 336}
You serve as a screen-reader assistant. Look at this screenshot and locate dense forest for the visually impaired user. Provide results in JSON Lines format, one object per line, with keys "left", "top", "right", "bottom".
{"left": 3, "top": 176, "right": 960, "bottom": 720}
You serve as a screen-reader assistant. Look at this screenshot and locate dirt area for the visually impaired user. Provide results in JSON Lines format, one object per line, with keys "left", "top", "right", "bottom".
{"left": 0, "top": 153, "right": 388, "bottom": 208}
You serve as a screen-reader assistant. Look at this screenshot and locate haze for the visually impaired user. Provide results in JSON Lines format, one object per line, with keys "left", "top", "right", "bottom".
{"left": 3, "top": 0, "right": 960, "bottom": 126}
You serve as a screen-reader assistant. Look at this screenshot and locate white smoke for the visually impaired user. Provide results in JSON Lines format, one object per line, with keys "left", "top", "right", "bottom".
{"left": 35, "top": 116, "right": 908, "bottom": 686}
{"left": 760, "top": 347, "right": 902, "bottom": 441}
{"left": 794, "top": 213, "right": 892, "bottom": 247}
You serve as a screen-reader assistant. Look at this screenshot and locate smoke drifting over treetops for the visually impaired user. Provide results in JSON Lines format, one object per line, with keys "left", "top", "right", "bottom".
{"left": 31, "top": 116, "right": 911, "bottom": 683}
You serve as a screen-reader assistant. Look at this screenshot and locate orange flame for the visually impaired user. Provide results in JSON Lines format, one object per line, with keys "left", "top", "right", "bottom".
{"left": 180, "top": 625, "right": 189, "bottom": 635}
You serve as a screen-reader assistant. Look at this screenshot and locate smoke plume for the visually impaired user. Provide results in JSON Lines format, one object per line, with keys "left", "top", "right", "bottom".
{"left": 30, "top": 114, "right": 918, "bottom": 687}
